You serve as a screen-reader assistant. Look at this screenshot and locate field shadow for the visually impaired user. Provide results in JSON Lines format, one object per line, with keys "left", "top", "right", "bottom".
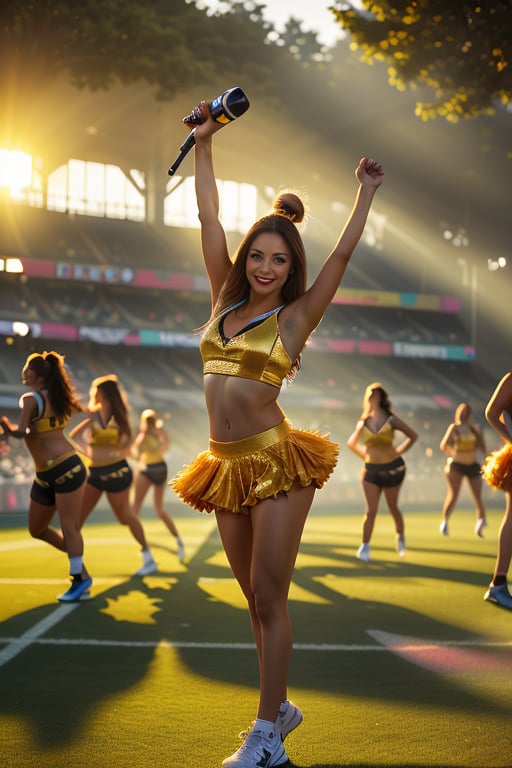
{"left": 1, "top": 519, "right": 511, "bottom": 755}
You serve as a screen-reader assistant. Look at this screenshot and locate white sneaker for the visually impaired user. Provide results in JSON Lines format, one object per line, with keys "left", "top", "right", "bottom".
{"left": 134, "top": 559, "right": 158, "bottom": 576}
{"left": 278, "top": 700, "right": 303, "bottom": 741}
{"left": 177, "top": 540, "right": 185, "bottom": 563}
{"left": 475, "top": 518, "right": 487, "bottom": 538}
{"left": 357, "top": 543, "right": 370, "bottom": 562}
{"left": 439, "top": 519, "right": 449, "bottom": 536}
{"left": 396, "top": 535, "right": 406, "bottom": 557}
{"left": 222, "top": 727, "right": 289, "bottom": 768}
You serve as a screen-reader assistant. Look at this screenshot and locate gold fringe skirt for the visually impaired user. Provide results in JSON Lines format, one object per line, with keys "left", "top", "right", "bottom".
{"left": 482, "top": 442, "right": 512, "bottom": 493}
{"left": 170, "top": 419, "right": 339, "bottom": 514}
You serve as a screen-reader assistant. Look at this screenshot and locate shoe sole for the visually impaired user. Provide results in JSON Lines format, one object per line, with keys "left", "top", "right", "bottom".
{"left": 134, "top": 563, "right": 158, "bottom": 576}
{"left": 57, "top": 578, "right": 93, "bottom": 602}
{"left": 484, "top": 593, "right": 512, "bottom": 610}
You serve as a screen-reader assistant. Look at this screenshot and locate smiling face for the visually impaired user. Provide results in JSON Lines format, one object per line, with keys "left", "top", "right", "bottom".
{"left": 245, "top": 232, "right": 293, "bottom": 299}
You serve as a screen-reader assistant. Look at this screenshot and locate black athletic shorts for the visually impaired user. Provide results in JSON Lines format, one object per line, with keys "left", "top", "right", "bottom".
{"left": 87, "top": 460, "right": 133, "bottom": 492}
{"left": 363, "top": 456, "right": 406, "bottom": 488}
{"left": 30, "top": 454, "right": 87, "bottom": 506}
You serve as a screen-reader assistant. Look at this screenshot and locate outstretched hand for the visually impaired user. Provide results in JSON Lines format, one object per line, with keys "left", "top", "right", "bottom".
{"left": 356, "top": 157, "right": 384, "bottom": 188}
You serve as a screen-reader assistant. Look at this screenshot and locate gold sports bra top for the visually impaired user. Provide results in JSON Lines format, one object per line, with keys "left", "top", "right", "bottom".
{"left": 452, "top": 429, "right": 478, "bottom": 452}
{"left": 200, "top": 303, "right": 292, "bottom": 389}
{"left": 19, "top": 391, "right": 68, "bottom": 433}
{"left": 361, "top": 418, "right": 394, "bottom": 448}
{"left": 89, "top": 415, "right": 119, "bottom": 447}
{"left": 139, "top": 433, "right": 164, "bottom": 464}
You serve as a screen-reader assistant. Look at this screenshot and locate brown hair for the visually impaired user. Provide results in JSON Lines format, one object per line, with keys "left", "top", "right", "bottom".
{"left": 214, "top": 191, "right": 307, "bottom": 318}
{"left": 208, "top": 192, "right": 307, "bottom": 382}
{"left": 360, "top": 382, "right": 393, "bottom": 420}
{"left": 89, "top": 375, "right": 131, "bottom": 441}
{"left": 24, "top": 351, "right": 82, "bottom": 418}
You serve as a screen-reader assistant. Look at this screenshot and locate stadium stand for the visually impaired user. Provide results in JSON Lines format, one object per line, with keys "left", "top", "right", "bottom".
{"left": 0, "top": 200, "right": 500, "bottom": 510}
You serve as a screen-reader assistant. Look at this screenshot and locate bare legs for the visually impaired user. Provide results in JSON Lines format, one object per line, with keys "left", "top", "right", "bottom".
{"left": 29, "top": 485, "right": 90, "bottom": 578}
{"left": 440, "top": 466, "right": 486, "bottom": 533}
{"left": 215, "top": 483, "right": 315, "bottom": 723}
{"left": 361, "top": 479, "right": 404, "bottom": 543}
{"left": 494, "top": 492, "right": 512, "bottom": 580}
{"left": 80, "top": 482, "right": 150, "bottom": 549}
{"left": 133, "top": 473, "right": 182, "bottom": 539}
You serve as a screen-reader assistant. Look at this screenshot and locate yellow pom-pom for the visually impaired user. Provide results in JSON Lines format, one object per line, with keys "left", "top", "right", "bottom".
{"left": 482, "top": 443, "right": 512, "bottom": 492}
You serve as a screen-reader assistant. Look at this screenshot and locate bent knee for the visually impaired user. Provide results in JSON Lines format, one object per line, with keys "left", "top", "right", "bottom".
{"left": 253, "top": 588, "right": 287, "bottom": 624}
{"left": 29, "top": 525, "right": 46, "bottom": 539}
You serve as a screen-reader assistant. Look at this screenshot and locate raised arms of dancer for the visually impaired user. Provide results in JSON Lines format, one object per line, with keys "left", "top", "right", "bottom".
{"left": 193, "top": 107, "right": 384, "bottom": 352}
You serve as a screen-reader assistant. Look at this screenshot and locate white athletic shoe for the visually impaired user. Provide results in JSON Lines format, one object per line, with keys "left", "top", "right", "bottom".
{"left": 177, "top": 540, "right": 185, "bottom": 563}
{"left": 439, "top": 519, "right": 449, "bottom": 536}
{"left": 396, "top": 535, "right": 406, "bottom": 557}
{"left": 357, "top": 543, "right": 370, "bottom": 562}
{"left": 134, "top": 559, "right": 158, "bottom": 576}
{"left": 278, "top": 700, "right": 303, "bottom": 741}
{"left": 222, "top": 727, "right": 289, "bottom": 768}
{"left": 475, "top": 518, "right": 487, "bottom": 538}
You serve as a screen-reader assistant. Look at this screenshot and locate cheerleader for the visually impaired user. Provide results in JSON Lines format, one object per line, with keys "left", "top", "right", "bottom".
{"left": 132, "top": 409, "right": 184, "bottom": 562}
{"left": 482, "top": 372, "right": 512, "bottom": 609}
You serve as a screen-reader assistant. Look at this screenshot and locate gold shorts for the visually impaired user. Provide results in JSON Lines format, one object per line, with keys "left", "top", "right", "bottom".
{"left": 170, "top": 419, "right": 338, "bottom": 514}
{"left": 482, "top": 442, "right": 512, "bottom": 492}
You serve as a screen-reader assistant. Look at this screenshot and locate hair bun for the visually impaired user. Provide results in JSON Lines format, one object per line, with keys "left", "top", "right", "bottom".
{"left": 273, "top": 192, "right": 305, "bottom": 224}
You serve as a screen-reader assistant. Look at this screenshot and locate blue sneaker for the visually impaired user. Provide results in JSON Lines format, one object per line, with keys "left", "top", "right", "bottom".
{"left": 484, "top": 583, "right": 512, "bottom": 610}
{"left": 58, "top": 576, "right": 93, "bottom": 603}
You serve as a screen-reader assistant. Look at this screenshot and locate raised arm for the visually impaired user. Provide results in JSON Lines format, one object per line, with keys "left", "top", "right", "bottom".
{"left": 283, "top": 158, "right": 384, "bottom": 348}
{"left": 192, "top": 105, "right": 233, "bottom": 308}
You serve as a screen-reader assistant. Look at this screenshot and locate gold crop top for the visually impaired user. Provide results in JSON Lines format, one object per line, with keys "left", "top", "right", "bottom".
{"left": 452, "top": 429, "right": 478, "bottom": 452}
{"left": 19, "top": 391, "right": 68, "bottom": 433}
{"left": 89, "top": 416, "right": 119, "bottom": 447}
{"left": 139, "top": 434, "right": 164, "bottom": 464}
{"left": 200, "top": 304, "right": 292, "bottom": 389}
{"left": 361, "top": 419, "right": 394, "bottom": 448}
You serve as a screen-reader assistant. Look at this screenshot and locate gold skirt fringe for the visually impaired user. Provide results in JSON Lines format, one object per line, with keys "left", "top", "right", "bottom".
{"left": 482, "top": 442, "right": 512, "bottom": 493}
{"left": 170, "top": 419, "right": 338, "bottom": 514}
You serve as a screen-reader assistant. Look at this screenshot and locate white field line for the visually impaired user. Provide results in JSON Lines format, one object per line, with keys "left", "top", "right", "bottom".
{"left": 0, "top": 603, "right": 78, "bottom": 666}
{"left": 0, "top": 577, "right": 123, "bottom": 585}
{"left": 1, "top": 636, "right": 511, "bottom": 656}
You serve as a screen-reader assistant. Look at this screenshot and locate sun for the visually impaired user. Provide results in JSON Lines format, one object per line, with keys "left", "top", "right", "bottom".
{"left": 0, "top": 149, "right": 32, "bottom": 192}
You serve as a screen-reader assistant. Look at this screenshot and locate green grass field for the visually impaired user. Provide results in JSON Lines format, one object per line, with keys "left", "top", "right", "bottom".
{"left": 1, "top": 502, "right": 512, "bottom": 768}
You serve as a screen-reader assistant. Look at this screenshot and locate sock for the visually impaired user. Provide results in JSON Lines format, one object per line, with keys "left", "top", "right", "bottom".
{"left": 69, "top": 556, "right": 83, "bottom": 576}
{"left": 254, "top": 718, "right": 276, "bottom": 738}
{"left": 142, "top": 548, "right": 153, "bottom": 565}
{"left": 492, "top": 574, "right": 507, "bottom": 587}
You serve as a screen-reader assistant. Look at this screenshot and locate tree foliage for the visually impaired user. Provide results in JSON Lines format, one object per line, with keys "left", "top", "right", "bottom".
{"left": 0, "top": 0, "right": 326, "bottom": 105}
{"left": 0, "top": 0, "right": 257, "bottom": 99}
{"left": 330, "top": 0, "right": 512, "bottom": 121}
